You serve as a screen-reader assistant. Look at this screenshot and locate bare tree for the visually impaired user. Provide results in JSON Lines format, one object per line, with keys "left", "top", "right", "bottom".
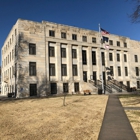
{"left": 127, "top": 0, "right": 140, "bottom": 23}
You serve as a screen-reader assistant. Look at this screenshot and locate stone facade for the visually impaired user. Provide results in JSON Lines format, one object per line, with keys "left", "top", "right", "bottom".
{"left": 1, "top": 19, "right": 140, "bottom": 97}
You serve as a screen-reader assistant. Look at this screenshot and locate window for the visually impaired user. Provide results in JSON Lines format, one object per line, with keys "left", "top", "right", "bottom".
{"left": 49, "top": 63, "right": 55, "bottom": 76}
{"left": 124, "top": 42, "right": 127, "bottom": 47}
{"left": 118, "top": 66, "right": 121, "bottom": 76}
{"left": 61, "top": 64, "right": 67, "bottom": 76}
{"left": 82, "top": 50, "right": 87, "bottom": 65}
{"left": 117, "top": 54, "right": 120, "bottom": 61}
{"left": 61, "top": 48, "right": 66, "bottom": 58}
{"left": 74, "top": 83, "right": 79, "bottom": 92}
{"left": 30, "top": 84, "right": 37, "bottom": 96}
{"left": 61, "top": 32, "right": 66, "bottom": 39}
{"left": 63, "top": 83, "right": 68, "bottom": 93}
{"left": 10, "top": 52, "right": 11, "bottom": 62}
{"left": 29, "top": 62, "right": 36, "bottom": 76}
{"left": 29, "top": 43, "right": 36, "bottom": 55}
{"left": 136, "top": 67, "right": 139, "bottom": 76}
{"left": 72, "top": 49, "right": 77, "bottom": 58}
{"left": 83, "top": 71, "right": 87, "bottom": 82}
{"left": 92, "top": 37, "right": 96, "bottom": 43}
{"left": 109, "top": 40, "right": 113, "bottom": 45}
{"left": 109, "top": 53, "right": 113, "bottom": 61}
{"left": 51, "top": 83, "right": 57, "bottom": 94}
{"left": 134, "top": 55, "right": 138, "bottom": 62}
{"left": 49, "top": 30, "right": 55, "bottom": 37}
{"left": 125, "top": 67, "right": 128, "bottom": 76}
{"left": 12, "top": 49, "right": 14, "bottom": 60}
{"left": 92, "top": 51, "right": 96, "bottom": 65}
{"left": 101, "top": 52, "right": 105, "bottom": 65}
{"left": 49, "top": 47, "right": 55, "bottom": 57}
{"left": 137, "top": 81, "right": 140, "bottom": 88}
{"left": 124, "top": 54, "right": 127, "bottom": 62}
{"left": 72, "top": 65, "right": 78, "bottom": 76}
{"left": 127, "top": 81, "right": 130, "bottom": 88}
{"left": 82, "top": 36, "right": 87, "bottom": 42}
{"left": 93, "top": 71, "right": 97, "bottom": 81}
{"left": 72, "top": 34, "right": 77, "bottom": 40}
{"left": 117, "top": 41, "right": 120, "bottom": 46}
{"left": 15, "top": 29, "right": 17, "bottom": 36}
{"left": 110, "top": 66, "right": 114, "bottom": 76}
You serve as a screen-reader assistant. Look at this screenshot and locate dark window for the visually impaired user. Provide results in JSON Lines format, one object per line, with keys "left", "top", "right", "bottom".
{"left": 51, "top": 83, "right": 57, "bottom": 94}
{"left": 82, "top": 50, "right": 87, "bottom": 65}
{"left": 134, "top": 55, "right": 138, "bottom": 62}
{"left": 72, "top": 49, "right": 77, "bottom": 58}
{"left": 15, "top": 29, "right": 17, "bottom": 36}
{"left": 127, "top": 81, "right": 130, "bottom": 88}
{"left": 49, "top": 30, "right": 55, "bottom": 37}
{"left": 109, "top": 40, "right": 113, "bottom": 45}
{"left": 137, "top": 81, "right": 140, "bottom": 88}
{"left": 92, "top": 51, "right": 96, "bottom": 65}
{"left": 61, "top": 64, "right": 67, "bottom": 76}
{"left": 61, "top": 48, "right": 66, "bottom": 58}
{"left": 74, "top": 83, "right": 79, "bottom": 92}
{"left": 101, "top": 52, "right": 105, "bottom": 65}
{"left": 109, "top": 53, "right": 113, "bottom": 61}
{"left": 92, "top": 37, "right": 96, "bottom": 43}
{"left": 49, "top": 47, "right": 55, "bottom": 57}
{"left": 117, "top": 54, "right": 120, "bottom": 61}
{"left": 125, "top": 67, "right": 128, "bottom": 76}
{"left": 72, "top": 34, "right": 77, "bottom": 40}
{"left": 117, "top": 41, "right": 120, "bottom": 46}
{"left": 83, "top": 71, "right": 87, "bottom": 82}
{"left": 120, "top": 81, "right": 123, "bottom": 85}
{"left": 110, "top": 66, "right": 114, "bottom": 76}
{"left": 49, "top": 63, "right": 55, "bottom": 76}
{"left": 124, "top": 54, "right": 127, "bottom": 62}
{"left": 82, "top": 36, "right": 87, "bottom": 42}
{"left": 118, "top": 66, "right": 121, "bottom": 76}
{"left": 72, "top": 65, "right": 78, "bottom": 76}
{"left": 93, "top": 71, "right": 97, "bottom": 81}
{"left": 63, "top": 83, "right": 68, "bottom": 93}
{"left": 124, "top": 42, "right": 127, "bottom": 47}
{"left": 29, "top": 43, "right": 36, "bottom": 55}
{"left": 136, "top": 67, "right": 139, "bottom": 76}
{"left": 61, "top": 32, "right": 66, "bottom": 39}
{"left": 29, "top": 62, "right": 36, "bottom": 76}
{"left": 30, "top": 84, "right": 37, "bottom": 96}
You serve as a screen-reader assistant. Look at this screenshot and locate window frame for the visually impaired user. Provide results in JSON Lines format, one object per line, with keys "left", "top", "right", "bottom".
{"left": 49, "top": 30, "right": 55, "bottom": 37}
{"left": 61, "top": 32, "right": 66, "bottom": 39}
{"left": 29, "top": 62, "right": 36, "bottom": 76}
{"left": 109, "top": 53, "right": 113, "bottom": 61}
{"left": 49, "top": 46, "right": 55, "bottom": 57}
{"left": 117, "top": 54, "right": 120, "bottom": 61}
{"left": 49, "top": 63, "right": 55, "bottom": 76}
{"left": 82, "top": 36, "right": 87, "bottom": 42}
{"left": 61, "top": 48, "right": 66, "bottom": 58}
{"left": 29, "top": 43, "right": 36, "bottom": 55}
{"left": 82, "top": 50, "right": 87, "bottom": 65}
{"left": 92, "top": 51, "right": 96, "bottom": 65}
{"left": 61, "top": 64, "right": 67, "bottom": 76}
{"left": 63, "top": 83, "right": 69, "bottom": 93}
{"left": 72, "top": 49, "right": 77, "bottom": 58}
{"left": 92, "top": 37, "right": 96, "bottom": 43}
{"left": 72, "top": 65, "right": 78, "bottom": 76}
{"left": 72, "top": 34, "right": 77, "bottom": 40}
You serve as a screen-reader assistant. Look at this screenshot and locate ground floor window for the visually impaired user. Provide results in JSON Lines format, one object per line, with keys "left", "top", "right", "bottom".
{"left": 74, "top": 83, "right": 79, "bottom": 92}
{"left": 30, "top": 84, "right": 37, "bottom": 96}
{"left": 137, "top": 81, "right": 140, "bottom": 88}
{"left": 63, "top": 83, "right": 68, "bottom": 93}
{"left": 51, "top": 83, "right": 57, "bottom": 94}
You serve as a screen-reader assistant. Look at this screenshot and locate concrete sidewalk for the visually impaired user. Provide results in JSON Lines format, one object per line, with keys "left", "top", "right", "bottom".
{"left": 98, "top": 95, "right": 138, "bottom": 140}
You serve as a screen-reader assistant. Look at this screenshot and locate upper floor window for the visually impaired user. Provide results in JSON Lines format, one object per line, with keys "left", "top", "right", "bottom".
{"left": 136, "top": 67, "right": 139, "bottom": 76}
{"left": 109, "top": 53, "right": 113, "bottom": 61}
{"left": 117, "top": 41, "right": 120, "bottom": 46}
{"left": 61, "top": 64, "right": 67, "bottom": 76}
{"left": 61, "top": 32, "right": 66, "bottom": 39}
{"left": 29, "top": 62, "right": 36, "bottom": 76}
{"left": 29, "top": 43, "right": 36, "bottom": 55}
{"left": 49, "top": 63, "right": 55, "bottom": 76}
{"left": 61, "top": 48, "right": 66, "bottom": 58}
{"left": 101, "top": 52, "right": 105, "bottom": 66}
{"left": 92, "top": 37, "right": 96, "bottom": 43}
{"left": 72, "top": 34, "right": 77, "bottom": 40}
{"left": 49, "top": 47, "right": 55, "bottom": 57}
{"left": 110, "top": 66, "right": 114, "bottom": 76}
{"left": 82, "top": 50, "right": 87, "bottom": 65}
{"left": 124, "top": 54, "right": 127, "bottom": 62}
{"left": 49, "top": 30, "right": 55, "bottom": 37}
{"left": 117, "top": 54, "right": 120, "bottom": 61}
{"left": 92, "top": 51, "right": 96, "bottom": 65}
{"left": 82, "top": 36, "right": 87, "bottom": 42}
{"left": 124, "top": 42, "right": 127, "bottom": 47}
{"left": 15, "top": 29, "right": 17, "bottom": 36}
{"left": 118, "top": 66, "right": 121, "bottom": 76}
{"left": 125, "top": 67, "right": 128, "bottom": 76}
{"left": 72, "top": 65, "right": 78, "bottom": 76}
{"left": 134, "top": 55, "right": 138, "bottom": 62}
{"left": 109, "top": 40, "right": 113, "bottom": 45}
{"left": 72, "top": 49, "right": 77, "bottom": 58}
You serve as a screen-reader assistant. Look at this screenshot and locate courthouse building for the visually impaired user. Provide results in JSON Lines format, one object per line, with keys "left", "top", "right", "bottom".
{"left": 1, "top": 19, "right": 140, "bottom": 97}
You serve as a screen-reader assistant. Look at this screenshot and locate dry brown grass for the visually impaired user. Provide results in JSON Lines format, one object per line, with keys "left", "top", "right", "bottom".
{"left": 0, "top": 95, "right": 108, "bottom": 140}
{"left": 119, "top": 95, "right": 140, "bottom": 140}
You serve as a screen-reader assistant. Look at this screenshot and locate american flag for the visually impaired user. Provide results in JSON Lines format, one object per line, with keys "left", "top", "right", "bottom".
{"left": 101, "top": 28, "right": 109, "bottom": 35}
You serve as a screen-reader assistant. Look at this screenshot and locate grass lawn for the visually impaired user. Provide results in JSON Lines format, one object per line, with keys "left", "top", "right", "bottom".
{"left": 119, "top": 94, "right": 140, "bottom": 140}
{"left": 0, "top": 95, "right": 108, "bottom": 140}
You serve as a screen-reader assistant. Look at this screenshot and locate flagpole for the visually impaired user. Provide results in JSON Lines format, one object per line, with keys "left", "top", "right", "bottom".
{"left": 99, "top": 24, "right": 104, "bottom": 94}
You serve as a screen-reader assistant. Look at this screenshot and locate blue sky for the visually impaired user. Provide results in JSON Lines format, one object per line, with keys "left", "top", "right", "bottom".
{"left": 0, "top": 0, "right": 140, "bottom": 65}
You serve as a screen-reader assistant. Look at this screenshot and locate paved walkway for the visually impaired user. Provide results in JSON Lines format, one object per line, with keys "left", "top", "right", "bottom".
{"left": 98, "top": 95, "right": 138, "bottom": 140}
